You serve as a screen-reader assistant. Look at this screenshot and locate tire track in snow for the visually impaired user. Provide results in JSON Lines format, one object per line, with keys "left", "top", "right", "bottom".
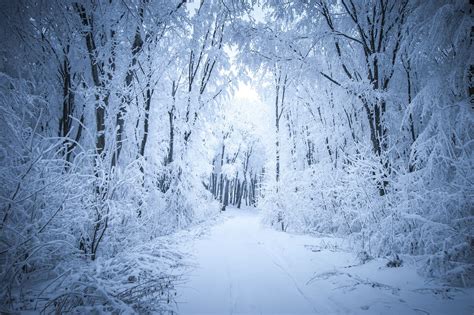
{"left": 270, "top": 254, "right": 318, "bottom": 313}
{"left": 178, "top": 208, "right": 346, "bottom": 314}
{"left": 260, "top": 232, "right": 346, "bottom": 314}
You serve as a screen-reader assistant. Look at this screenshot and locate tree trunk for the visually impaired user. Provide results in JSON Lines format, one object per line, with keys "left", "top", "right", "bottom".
{"left": 223, "top": 179, "right": 229, "bottom": 210}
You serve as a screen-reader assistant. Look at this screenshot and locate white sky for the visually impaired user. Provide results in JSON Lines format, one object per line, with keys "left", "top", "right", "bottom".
{"left": 234, "top": 81, "right": 260, "bottom": 102}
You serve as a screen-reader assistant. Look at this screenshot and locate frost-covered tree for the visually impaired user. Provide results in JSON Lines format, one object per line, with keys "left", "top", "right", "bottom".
{"left": 252, "top": 0, "right": 473, "bottom": 284}
{"left": 1, "top": 0, "right": 472, "bottom": 312}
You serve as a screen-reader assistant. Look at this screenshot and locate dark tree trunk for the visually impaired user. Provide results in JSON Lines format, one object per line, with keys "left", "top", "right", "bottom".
{"left": 58, "top": 47, "right": 84, "bottom": 168}
{"left": 75, "top": 3, "right": 112, "bottom": 260}
{"left": 223, "top": 179, "right": 229, "bottom": 210}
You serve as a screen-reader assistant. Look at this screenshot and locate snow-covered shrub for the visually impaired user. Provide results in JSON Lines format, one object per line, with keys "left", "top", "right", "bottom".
{"left": 0, "top": 72, "right": 185, "bottom": 311}
{"left": 39, "top": 244, "right": 182, "bottom": 314}
{"left": 160, "top": 158, "right": 220, "bottom": 231}
{"left": 256, "top": 0, "right": 473, "bottom": 286}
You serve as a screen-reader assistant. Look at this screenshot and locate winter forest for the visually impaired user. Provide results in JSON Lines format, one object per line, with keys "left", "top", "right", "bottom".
{"left": 0, "top": 0, "right": 473, "bottom": 313}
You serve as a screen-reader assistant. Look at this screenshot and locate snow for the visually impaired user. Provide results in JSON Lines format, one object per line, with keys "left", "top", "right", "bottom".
{"left": 176, "top": 207, "right": 474, "bottom": 314}
{"left": 1, "top": 1, "right": 472, "bottom": 312}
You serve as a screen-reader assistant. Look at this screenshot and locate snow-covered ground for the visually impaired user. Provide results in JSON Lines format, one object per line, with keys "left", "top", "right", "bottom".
{"left": 176, "top": 207, "right": 474, "bottom": 314}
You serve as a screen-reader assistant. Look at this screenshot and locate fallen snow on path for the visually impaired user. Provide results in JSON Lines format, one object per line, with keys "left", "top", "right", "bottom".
{"left": 176, "top": 207, "right": 473, "bottom": 314}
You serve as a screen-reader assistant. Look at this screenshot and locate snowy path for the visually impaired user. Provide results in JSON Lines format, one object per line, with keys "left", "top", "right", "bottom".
{"left": 176, "top": 208, "right": 473, "bottom": 314}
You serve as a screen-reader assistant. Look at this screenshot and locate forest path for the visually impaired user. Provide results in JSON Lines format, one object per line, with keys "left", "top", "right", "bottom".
{"left": 175, "top": 207, "right": 473, "bottom": 315}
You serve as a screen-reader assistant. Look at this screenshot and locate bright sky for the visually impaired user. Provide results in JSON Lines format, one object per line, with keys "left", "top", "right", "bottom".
{"left": 230, "top": 80, "right": 272, "bottom": 147}
{"left": 234, "top": 81, "right": 260, "bottom": 102}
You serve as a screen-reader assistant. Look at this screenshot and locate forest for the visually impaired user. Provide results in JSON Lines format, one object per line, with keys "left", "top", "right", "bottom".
{"left": 0, "top": 0, "right": 472, "bottom": 313}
